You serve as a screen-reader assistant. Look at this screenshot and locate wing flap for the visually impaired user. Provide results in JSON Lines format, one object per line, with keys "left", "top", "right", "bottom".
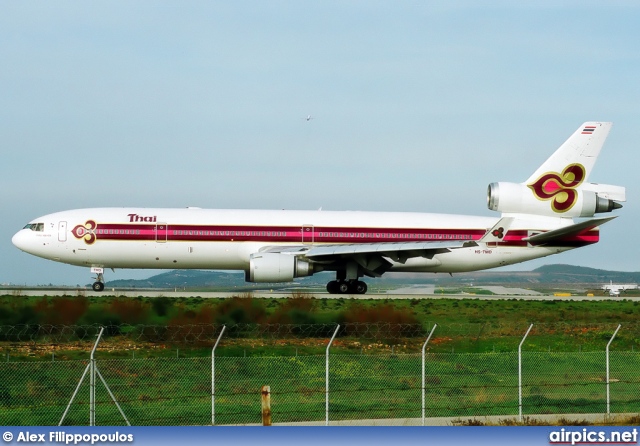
{"left": 305, "top": 240, "right": 465, "bottom": 260}
{"left": 260, "top": 246, "right": 310, "bottom": 254}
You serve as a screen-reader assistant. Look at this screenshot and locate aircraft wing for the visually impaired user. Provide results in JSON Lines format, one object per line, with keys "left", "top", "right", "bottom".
{"left": 261, "top": 217, "right": 515, "bottom": 259}
{"left": 304, "top": 240, "right": 465, "bottom": 260}
{"left": 259, "top": 218, "right": 520, "bottom": 277}
{"left": 523, "top": 216, "right": 617, "bottom": 245}
{"left": 261, "top": 240, "right": 468, "bottom": 277}
{"left": 261, "top": 240, "right": 466, "bottom": 259}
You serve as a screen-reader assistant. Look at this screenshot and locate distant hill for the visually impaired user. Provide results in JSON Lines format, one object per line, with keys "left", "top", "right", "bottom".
{"left": 107, "top": 270, "right": 254, "bottom": 289}
{"left": 106, "top": 270, "right": 335, "bottom": 290}
{"left": 531, "top": 264, "right": 640, "bottom": 283}
{"left": 392, "top": 264, "right": 640, "bottom": 285}
{"left": 105, "top": 264, "right": 640, "bottom": 289}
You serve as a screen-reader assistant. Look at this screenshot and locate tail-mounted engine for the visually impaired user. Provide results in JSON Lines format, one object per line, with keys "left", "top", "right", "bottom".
{"left": 246, "top": 252, "right": 314, "bottom": 283}
{"left": 487, "top": 182, "right": 624, "bottom": 218}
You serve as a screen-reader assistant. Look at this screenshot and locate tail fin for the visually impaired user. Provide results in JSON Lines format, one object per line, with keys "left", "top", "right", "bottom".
{"left": 525, "top": 122, "right": 612, "bottom": 184}
{"left": 487, "top": 122, "right": 625, "bottom": 218}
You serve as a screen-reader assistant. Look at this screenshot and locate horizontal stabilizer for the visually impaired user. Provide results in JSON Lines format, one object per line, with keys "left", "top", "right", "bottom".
{"left": 524, "top": 216, "right": 617, "bottom": 245}
{"left": 581, "top": 183, "right": 626, "bottom": 202}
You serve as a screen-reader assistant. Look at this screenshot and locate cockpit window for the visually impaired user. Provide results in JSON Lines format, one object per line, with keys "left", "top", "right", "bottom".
{"left": 23, "top": 223, "right": 44, "bottom": 232}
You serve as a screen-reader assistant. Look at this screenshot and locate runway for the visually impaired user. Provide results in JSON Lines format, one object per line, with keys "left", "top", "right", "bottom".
{"left": 2, "top": 287, "right": 637, "bottom": 301}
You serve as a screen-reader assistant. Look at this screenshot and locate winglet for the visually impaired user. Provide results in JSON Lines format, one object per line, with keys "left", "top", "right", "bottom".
{"left": 479, "top": 217, "right": 515, "bottom": 243}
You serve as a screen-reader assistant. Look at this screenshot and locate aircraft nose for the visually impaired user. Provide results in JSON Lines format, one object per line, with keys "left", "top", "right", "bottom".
{"left": 12, "top": 230, "right": 31, "bottom": 252}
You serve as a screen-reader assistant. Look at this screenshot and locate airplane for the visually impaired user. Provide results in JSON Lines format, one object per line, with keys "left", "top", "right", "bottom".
{"left": 12, "top": 122, "right": 625, "bottom": 294}
{"left": 601, "top": 281, "right": 638, "bottom": 297}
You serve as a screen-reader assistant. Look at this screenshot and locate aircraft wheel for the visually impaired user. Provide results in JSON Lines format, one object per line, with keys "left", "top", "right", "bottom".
{"left": 326, "top": 281, "right": 339, "bottom": 294}
{"left": 92, "top": 282, "right": 105, "bottom": 292}
{"left": 354, "top": 281, "right": 368, "bottom": 294}
{"left": 338, "top": 282, "right": 350, "bottom": 294}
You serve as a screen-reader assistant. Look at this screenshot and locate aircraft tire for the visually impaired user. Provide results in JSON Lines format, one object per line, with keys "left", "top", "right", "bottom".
{"left": 354, "top": 281, "right": 368, "bottom": 294}
{"left": 338, "top": 282, "right": 350, "bottom": 294}
{"left": 92, "top": 282, "right": 105, "bottom": 292}
{"left": 326, "top": 281, "right": 339, "bottom": 294}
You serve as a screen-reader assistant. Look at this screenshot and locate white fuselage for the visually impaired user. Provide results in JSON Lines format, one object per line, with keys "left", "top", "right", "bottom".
{"left": 12, "top": 207, "right": 586, "bottom": 275}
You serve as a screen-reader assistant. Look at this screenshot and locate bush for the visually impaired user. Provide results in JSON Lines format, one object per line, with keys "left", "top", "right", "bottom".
{"left": 151, "top": 296, "right": 173, "bottom": 317}
{"left": 267, "top": 295, "right": 318, "bottom": 324}
{"left": 339, "top": 303, "right": 420, "bottom": 325}
{"left": 78, "top": 308, "right": 122, "bottom": 329}
{"left": 213, "top": 296, "right": 267, "bottom": 325}
{"left": 109, "top": 298, "right": 149, "bottom": 324}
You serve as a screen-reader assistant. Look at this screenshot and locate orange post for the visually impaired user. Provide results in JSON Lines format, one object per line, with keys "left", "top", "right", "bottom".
{"left": 261, "top": 385, "right": 272, "bottom": 426}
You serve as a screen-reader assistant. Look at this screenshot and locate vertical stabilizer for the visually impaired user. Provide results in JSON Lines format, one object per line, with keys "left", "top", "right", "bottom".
{"left": 487, "top": 121, "right": 623, "bottom": 218}
{"left": 525, "top": 122, "right": 612, "bottom": 184}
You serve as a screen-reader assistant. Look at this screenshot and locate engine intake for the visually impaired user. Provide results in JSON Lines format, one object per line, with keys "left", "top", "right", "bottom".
{"left": 246, "top": 252, "right": 314, "bottom": 283}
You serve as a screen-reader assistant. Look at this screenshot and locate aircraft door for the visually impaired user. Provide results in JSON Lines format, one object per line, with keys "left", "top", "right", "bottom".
{"left": 302, "top": 225, "right": 314, "bottom": 244}
{"left": 58, "top": 221, "right": 67, "bottom": 242}
{"left": 155, "top": 223, "right": 168, "bottom": 243}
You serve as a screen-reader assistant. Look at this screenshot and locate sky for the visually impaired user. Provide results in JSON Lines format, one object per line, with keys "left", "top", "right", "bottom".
{"left": 1, "top": 1, "right": 639, "bottom": 286}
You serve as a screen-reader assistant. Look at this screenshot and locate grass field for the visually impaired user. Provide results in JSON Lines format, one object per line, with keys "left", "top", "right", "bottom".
{"left": 2, "top": 351, "right": 640, "bottom": 425}
{"left": 1, "top": 293, "right": 639, "bottom": 359}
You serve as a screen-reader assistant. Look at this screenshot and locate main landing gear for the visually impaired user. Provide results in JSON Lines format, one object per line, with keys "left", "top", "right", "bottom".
{"left": 91, "top": 267, "right": 105, "bottom": 292}
{"left": 326, "top": 263, "right": 369, "bottom": 295}
{"left": 326, "top": 280, "right": 368, "bottom": 295}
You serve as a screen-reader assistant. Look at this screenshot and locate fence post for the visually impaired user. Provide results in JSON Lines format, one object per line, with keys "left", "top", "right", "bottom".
{"left": 422, "top": 324, "right": 437, "bottom": 426}
{"left": 518, "top": 324, "right": 533, "bottom": 422}
{"left": 606, "top": 324, "right": 621, "bottom": 416}
{"left": 326, "top": 324, "right": 340, "bottom": 426}
{"left": 261, "top": 385, "right": 272, "bottom": 426}
{"left": 89, "top": 327, "right": 104, "bottom": 427}
{"left": 60, "top": 327, "right": 104, "bottom": 426}
{"left": 211, "top": 325, "right": 226, "bottom": 426}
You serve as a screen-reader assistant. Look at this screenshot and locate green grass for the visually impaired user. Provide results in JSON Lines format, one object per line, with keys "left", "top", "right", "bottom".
{"left": 2, "top": 295, "right": 640, "bottom": 359}
{"left": 2, "top": 352, "right": 640, "bottom": 425}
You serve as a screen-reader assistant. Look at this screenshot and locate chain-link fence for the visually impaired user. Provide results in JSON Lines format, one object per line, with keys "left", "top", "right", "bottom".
{"left": 1, "top": 323, "right": 639, "bottom": 426}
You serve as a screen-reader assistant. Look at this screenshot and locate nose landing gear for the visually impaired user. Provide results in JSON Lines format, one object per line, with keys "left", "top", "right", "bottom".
{"left": 91, "top": 267, "right": 105, "bottom": 292}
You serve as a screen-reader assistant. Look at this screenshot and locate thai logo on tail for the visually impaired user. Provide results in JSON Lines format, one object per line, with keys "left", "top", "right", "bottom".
{"left": 72, "top": 220, "right": 97, "bottom": 245}
{"left": 527, "top": 164, "right": 586, "bottom": 213}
